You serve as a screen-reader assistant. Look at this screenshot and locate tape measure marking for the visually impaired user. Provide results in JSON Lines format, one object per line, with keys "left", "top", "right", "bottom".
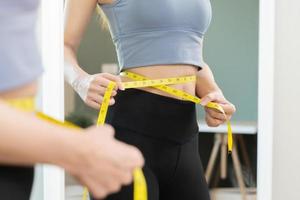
{"left": 6, "top": 70, "right": 233, "bottom": 200}
{"left": 121, "top": 71, "right": 233, "bottom": 153}
{"left": 82, "top": 82, "right": 117, "bottom": 200}
{"left": 120, "top": 73, "right": 196, "bottom": 89}
{"left": 6, "top": 96, "right": 148, "bottom": 200}
{"left": 95, "top": 81, "right": 148, "bottom": 200}
{"left": 134, "top": 168, "right": 148, "bottom": 200}
{"left": 6, "top": 97, "right": 148, "bottom": 200}
{"left": 97, "top": 82, "right": 116, "bottom": 126}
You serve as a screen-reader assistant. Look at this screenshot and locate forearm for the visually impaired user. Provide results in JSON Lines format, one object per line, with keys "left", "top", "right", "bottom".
{"left": 64, "top": 45, "right": 88, "bottom": 80}
{"left": 196, "top": 64, "right": 222, "bottom": 97}
{"left": 64, "top": 0, "right": 97, "bottom": 80}
{"left": 0, "top": 101, "right": 82, "bottom": 167}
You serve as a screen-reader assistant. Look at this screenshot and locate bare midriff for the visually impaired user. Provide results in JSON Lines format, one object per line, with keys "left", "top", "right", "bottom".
{"left": 0, "top": 65, "right": 198, "bottom": 100}
{"left": 0, "top": 81, "right": 38, "bottom": 99}
{"left": 121, "top": 64, "right": 199, "bottom": 99}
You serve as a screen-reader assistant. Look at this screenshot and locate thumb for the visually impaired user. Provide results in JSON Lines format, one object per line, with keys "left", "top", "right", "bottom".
{"left": 101, "top": 125, "right": 115, "bottom": 138}
{"left": 200, "top": 93, "right": 215, "bottom": 106}
{"left": 89, "top": 125, "right": 115, "bottom": 138}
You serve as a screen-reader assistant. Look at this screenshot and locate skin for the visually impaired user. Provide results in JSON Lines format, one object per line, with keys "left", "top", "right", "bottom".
{"left": 64, "top": 0, "right": 236, "bottom": 126}
{"left": 0, "top": 83, "right": 144, "bottom": 199}
{"left": 1, "top": 1, "right": 146, "bottom": 196}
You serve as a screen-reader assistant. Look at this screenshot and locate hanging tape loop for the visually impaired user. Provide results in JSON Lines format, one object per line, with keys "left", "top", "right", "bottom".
{"left": 6, "top": 71, "right": 233, "bottom": 200}
{"left": 120, "top": 71, "right": 233, "bottom": 153}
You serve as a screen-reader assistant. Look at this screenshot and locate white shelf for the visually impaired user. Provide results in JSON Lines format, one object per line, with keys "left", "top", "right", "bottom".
{"left": 198, "top": 120, "right": 257, "bottom": 135}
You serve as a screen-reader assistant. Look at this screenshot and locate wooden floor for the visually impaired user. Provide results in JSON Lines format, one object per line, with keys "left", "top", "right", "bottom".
{"left": 210, "top": 187, "right": 256, "bottom": 200}
{"left": 65, "top": 185, "right": 257, "bottom": 200}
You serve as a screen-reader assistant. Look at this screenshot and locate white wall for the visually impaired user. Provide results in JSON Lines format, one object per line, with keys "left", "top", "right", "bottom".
{"left": 258, "top": 0, "right": 300, "bottom": 199}
{"left": 272, "top": 0, "right": 300, "bottom": 199}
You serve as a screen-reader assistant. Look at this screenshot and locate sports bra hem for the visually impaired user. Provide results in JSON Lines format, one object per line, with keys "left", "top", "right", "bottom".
{"left": 112, "top": 28, "right": 204, "bottom": 42}
{"left": 0, "top": 67, "right": 43, "bottom": 93}
{"left": 120, "top": 60, "right": 204, "bottom": 72}
{"left": 99, "top": 0, "right": 121, "bottom": 8}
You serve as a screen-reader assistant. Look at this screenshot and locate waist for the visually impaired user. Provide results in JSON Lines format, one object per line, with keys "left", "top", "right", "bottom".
{"left": 121, "top": 65, "right": 198, "bottom": 99}
{"left": 0, "top": 81, "right": 38, "bottom": 99}
{"left": 107, "top": 88, "right": 199, "bottom": 144}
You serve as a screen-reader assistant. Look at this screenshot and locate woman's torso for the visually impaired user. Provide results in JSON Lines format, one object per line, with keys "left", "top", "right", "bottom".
{"left": 0, "top": 0, "right": 42, "bottom": 99}
{"left": 0, "top": 82, "right": 38, "bottom": 99}
{"left": 121, "top": 65, "right": 198, "bottom": 99}
{"left": 100, "top": 0, "right": 212, "bottom": 98}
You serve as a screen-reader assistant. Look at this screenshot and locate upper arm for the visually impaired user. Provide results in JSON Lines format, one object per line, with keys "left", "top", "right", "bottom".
{"left": 64, "top": 0, "right": 99, "bottom": 51}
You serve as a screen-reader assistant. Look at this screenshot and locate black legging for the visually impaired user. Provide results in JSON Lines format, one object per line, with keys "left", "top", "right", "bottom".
{"left": 0, "top": 166, "right": 34, "bottom": 200}
{"left": 93, "top": 89, "right": 210, "bottom": 200}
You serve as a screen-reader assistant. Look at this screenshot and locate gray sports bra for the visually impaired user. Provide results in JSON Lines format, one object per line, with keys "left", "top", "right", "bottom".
{"left": 0, "top": 0, "right": 43, "bottom": 92}
{"left": 100, "top": 0, "right": 212, "bottom": 71}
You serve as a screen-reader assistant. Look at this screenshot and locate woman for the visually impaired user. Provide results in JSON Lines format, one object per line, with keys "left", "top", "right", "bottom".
{"left": 64, "top": 0, "right": 236, "bottom": 199}
{"left": 0, "top": 0, "right": 144, "bottom": 199}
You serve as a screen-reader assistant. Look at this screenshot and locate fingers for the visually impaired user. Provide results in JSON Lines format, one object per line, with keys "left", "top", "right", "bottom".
{"left": 109, "top": 98, "right": 116, "bottom": 106}
{"left": 211, "top": 102, "right": 235, "bottom": 120}
{"left": 204, "top": 103, "right": 235, "bottom": 126}
{"left": 205, "top": 107, "right": 226, "bottom": 121}
{"left": 101, "top": 73, "right": 125, "bottom": 90}
{"left": 205, "top": 114, "right": 224, "bottom": 127}
{"left": 68, "top": 125, "right": 144, "bottom": 199}
{"left": 87, "top": 125, "right": 144, "bottom": 170}
{"left": 94, "top": 73, "right": 124, "bottom": 91}
{"left": 200, "top": 91, "right": 229, "bottom": 106}
{"left": 200, "top": 92, "right": 220, "bottom": 106}
{"left": 81, "top": 177, "right": 108, "bottom": 199}
{"left": 93, "top": 76, "right": 113, "bottom": 89}
{"left": 85, "top": 73, "right": 122, "bottom": 110}
{"left": 86, "top": 92, "right": 116, "bottom": 108}
{"left": 200, "top": 91, "right": 236, "bottom": 127}
{"left": 119, "top": 170, "right": 133, "bottom": 185}
{"left": 103, "top": 165, "right": 133, "bottom": 188}
{"left": 220, "top": 103, "right": 236, "bottom": 116}
{"left": 100, "top": 125, "right": 115, "bottom": 138}
{"left": 68, "top": 127, "right": 141, "bottom": 198}
{"left": 96, "top": 166, "right": 123, "bottom": 193}
{"left": 114, "top": 141, "right": 145, "bottom": 169}
{"left": 89, "top": 84, "right": 117, "bottom": 96}
{"left": 79, "top": 169, "right": 122, "bottom": 199}
{"left": 86, "top": 99, "right": 100, "bottom": 110}
{"left": 95, "top": 158, "right": 135, "bottom": 190}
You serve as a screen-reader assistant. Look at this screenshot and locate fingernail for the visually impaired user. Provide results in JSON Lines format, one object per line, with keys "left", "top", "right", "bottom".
{"left": 200, "top": 101, "right": 207, "bottom": 106}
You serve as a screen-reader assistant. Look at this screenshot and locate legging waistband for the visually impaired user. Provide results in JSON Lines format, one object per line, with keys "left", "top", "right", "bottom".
{"left": 107, "top": 88, "right": 199, "bottom": 144}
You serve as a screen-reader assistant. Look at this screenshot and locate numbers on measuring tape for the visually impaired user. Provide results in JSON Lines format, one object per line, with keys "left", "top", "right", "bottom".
{"left": 9, "top": 71, "right": 232, "bottom": 200}
{"left": 121, "top": 71, "right": 232, "bottom": 154}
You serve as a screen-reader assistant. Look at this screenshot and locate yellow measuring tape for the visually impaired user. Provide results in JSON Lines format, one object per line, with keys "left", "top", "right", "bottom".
{"left": 120, "top": 71, "right": 233, "bottom": 153}
{"left": 6, "top": 71, "right": 232, "bottom": 200}
{"left": 6, "top": 97, "right": 36, "bottom": 112}
{"left": 6, "top": 98, "right": 80, "bottom": 129}
{"left": 6, "top": 97, "right": 147, "bottom": 200}
{"left": 87, "top": 71, "right": 233, "bottom": 200}
{"left": 92, "top": 81, "right": 148, "bottom": 200}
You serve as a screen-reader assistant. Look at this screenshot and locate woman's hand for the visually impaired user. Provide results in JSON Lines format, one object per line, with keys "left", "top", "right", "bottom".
{"left": 65, "top": 125, "right": 144, "bottom": 199}
{"left": 200, "top": 91, "right": 236, "bottom": 127}
{"left": 195, "top": 64, "right": 236, "bottom": 127}
{"left": 72, "top": 73, "right": 124, "bottom": 109}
